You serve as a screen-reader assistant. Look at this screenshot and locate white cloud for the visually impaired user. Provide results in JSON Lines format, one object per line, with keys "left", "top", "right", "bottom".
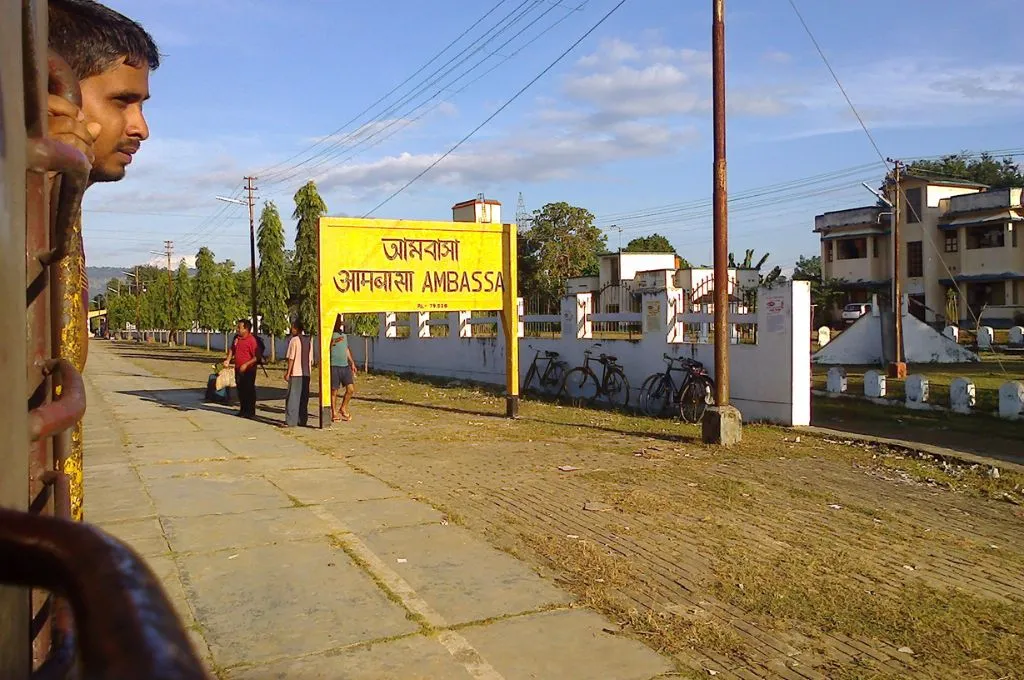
{"left": 761, "top": 50, "right": 793, "bottom": 65}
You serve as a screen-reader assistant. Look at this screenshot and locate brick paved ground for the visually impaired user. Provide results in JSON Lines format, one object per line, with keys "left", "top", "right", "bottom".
{"left": 109, "top": 341, "right": 1024, "bottom": 679}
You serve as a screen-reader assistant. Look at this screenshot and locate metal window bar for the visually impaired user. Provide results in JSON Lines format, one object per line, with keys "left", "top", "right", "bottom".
{"left": 2, "top": 3, "right": 207, "bottom": 677}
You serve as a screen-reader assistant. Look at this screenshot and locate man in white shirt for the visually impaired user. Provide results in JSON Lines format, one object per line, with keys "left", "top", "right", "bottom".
{"left": 283, "top": 320, "right": 314, "bottom": 427}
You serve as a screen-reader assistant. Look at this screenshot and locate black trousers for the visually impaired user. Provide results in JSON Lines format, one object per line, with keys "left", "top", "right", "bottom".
{"left": 235, "top": 367, "right": 257, "bottom": 417}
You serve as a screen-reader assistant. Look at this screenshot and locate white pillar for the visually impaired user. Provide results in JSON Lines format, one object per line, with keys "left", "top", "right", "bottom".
{"left": 826, "top": 367, "right": 847, "bottom": 394}
{"left": 943, "top": 325, "right": 959, "bottom": 342}
{"left": 1008, "top": 326, "right": 1024, "bottom": 346}
{"left": 458, "top": 311, "right": 473, "bottom": 338}
{"left": 565, "top": 293, "right": 592, "bottom": 339}
{"left": 517, "top": 297, "right": 525, "bottom": 339}
{"left": 864, "top": 370, "right": 886, "bottom": 398}
{"left": 905, "top": 375, "right": 929, "bottom": 409}
{"left": 817, "top": 326, "right": 831, "bottom": 347}
{"left": 949, "top": 377, "right": 975, "bottom": 414}
{"left": 416, "top": 312, "right": 430, "bottom": 339}
{"left": 978, "top": 326, "right": 994, "bottom": 349}
{"left": 998, "top": 381, "right": 1024, "bottom": 419}
{"left": 383, "top": 312, "right": 398, "bottom": 339}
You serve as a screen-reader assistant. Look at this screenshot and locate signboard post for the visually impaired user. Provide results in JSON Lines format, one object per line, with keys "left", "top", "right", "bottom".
{"left": 317, "top": 217, "right": 519, "bottom": 426}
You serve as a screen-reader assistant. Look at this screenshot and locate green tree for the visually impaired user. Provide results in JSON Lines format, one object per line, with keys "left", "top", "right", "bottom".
{"left": 257, "top": 201, "right": 290, "bottom": 340}
{"left": 906, "top": 152, "right": 1023, "bottom": 188}
{"left": 793, "top": 254, "right": 846, "bottom": 327}
{"left": 171, "top": 260, "right": 196, "bottom": 334}
{"left": 293, "top": 181, "right": 327, "bottom": 332}
{"left": 519, "top": 202, "right": 606, "bottom": 306}
{"left": 194, "top": 247, "right": 219, "bottom": 330}
{"left": 107, "top": 291, "right": 132, "bottom": 330}
{"left": 215, "top": 260, "right": 245, "bottom": 333}
{"left": 623, "top": 233, "right": 677, "bottom": 254}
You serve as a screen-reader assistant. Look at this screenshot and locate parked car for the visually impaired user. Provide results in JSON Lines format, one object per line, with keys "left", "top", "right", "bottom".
{"left": 841, "top": 302, "right": 871, "bottom": 324}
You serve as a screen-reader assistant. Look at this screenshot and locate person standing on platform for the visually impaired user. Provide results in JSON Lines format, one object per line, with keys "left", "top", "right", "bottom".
{"left": 283, "top": 320, "right": 313, "bottom": 427}
{"left": 330, "top": 316, "right": 357, "bottom": 422}
{"left": 226, "top": 319, "right": 259, "bottom": 418}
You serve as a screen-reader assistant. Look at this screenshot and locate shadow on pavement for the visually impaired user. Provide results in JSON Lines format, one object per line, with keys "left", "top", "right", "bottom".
{"left": 358, "top": 395, "right": 701, "bottom": 445}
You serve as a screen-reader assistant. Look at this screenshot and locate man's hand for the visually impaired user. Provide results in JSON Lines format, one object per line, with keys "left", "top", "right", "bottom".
{"left": 350, "top": 362, "right": 358, "bottom": 377}
{"left": 47, "top": 94, "right": 101, "bottom": 163}
{"left": 222, "top": 358, "right": 230, "bottom": 368}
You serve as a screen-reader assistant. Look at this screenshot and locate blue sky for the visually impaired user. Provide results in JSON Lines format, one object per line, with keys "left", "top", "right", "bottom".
{"left": 83, "top": 0, "right": 1024, "bottom": 272}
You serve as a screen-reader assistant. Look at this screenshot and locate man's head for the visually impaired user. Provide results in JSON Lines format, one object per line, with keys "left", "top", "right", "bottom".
{"left": 290, "top": 320, "right": 303, "bottom": 336}
{"left": 237, "top": 319, "right": 252, "bottom": 337}
{"left": 49, "top": 0, "right": 159, "bottom": 183}
{"left": 334, "top": 315, "right": 344, "bottom": 334}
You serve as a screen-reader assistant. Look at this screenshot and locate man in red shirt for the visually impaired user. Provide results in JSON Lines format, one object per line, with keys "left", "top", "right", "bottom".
{"left": 224, "top": 319, "right": 260, "bottom": 418}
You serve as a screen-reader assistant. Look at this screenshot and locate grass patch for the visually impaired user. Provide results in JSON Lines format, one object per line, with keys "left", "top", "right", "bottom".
{"left": 709, "top": 542, "right": 1024, "bottom": 676}
{"left": 519, "top": 533, "right": 744, "bottom": 660}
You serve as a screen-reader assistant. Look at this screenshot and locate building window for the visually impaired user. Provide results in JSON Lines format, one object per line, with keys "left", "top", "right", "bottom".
{"left": 872, "top": 236, "right": 878, "bottom": 258}
{"left": 836, "top": 237, "right": 867, "bottom": 260}
{"left": 944, "top": 231, "right": 958, "bottom": 252}
{"left": 966, "top": 225, "right": 1005, "bottom": 249}
{"left": 904, "top": 187, "right": 923, "bottom": 223}
{"left": 825, "top": 241, "right": 833, "bottom": 262}
{"left": 1014, "top": 228, "right": 1018, "bottom": 248}
{"left": 907, "top": 241, "right": 923, "bottom": 277}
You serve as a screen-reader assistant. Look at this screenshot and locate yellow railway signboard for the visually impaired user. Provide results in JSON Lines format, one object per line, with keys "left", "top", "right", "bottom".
{"left": 318, "top": 218, "right": 508, "bottom": 313}
{"left": 317, "top": 217, "right": 519, "bottom": 424}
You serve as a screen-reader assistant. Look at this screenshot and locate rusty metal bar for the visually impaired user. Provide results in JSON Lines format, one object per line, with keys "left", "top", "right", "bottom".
{"left": 28, "top": 359, "right": 86, "bottom": 442}
{"left": 711, "top": 0, "right": 729, "bottom": 407}
{"left": 0, "top": 509, "right": 211, "bottom": 680}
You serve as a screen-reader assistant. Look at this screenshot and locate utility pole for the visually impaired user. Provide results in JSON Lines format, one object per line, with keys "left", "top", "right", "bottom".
{"left": 703, "top": 0, "right": 741, "bottom": 445}
{"left": 244, "top": 176, "right": 259, "bottom": 332}
{"left": 887, "top": 158, "right": 906, "bottom": 378}
{"left": 165, "top": 240, "right": 174, "bottom": 344}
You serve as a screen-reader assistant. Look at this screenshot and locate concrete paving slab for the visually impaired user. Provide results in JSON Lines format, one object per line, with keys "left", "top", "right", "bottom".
{"left": 177, "top": 538, "right": 418, "bottom": 667}
{"left": 135, "top": 458, "right": 262, "bottom": 481}
{"left": 142, "top": 555, "right": 194, "bottom": 626}
{"left": 269, "top": 467, "right": 402, "bottom": 505}
{"left": 225, "top": 634, "right": 476, "bottom": 680}
{"left": 147, "top": 474, "right": 291, "bottom": 518}
{"left": 98, "top": 517, "right": 169, "bottom": 558}
{"left": 459, "top": 609, "right": 673, "bottom": 680}
{"left": 320, "top": 497, "right": 443, "bottom": 536}
{"left": 162, "top": 506, "right": 329, "bottom": 554}
{"left": 361, "top": 524, "right": 571, "bottom": 625}
{"left": 128, "top": 439, "right": 235, "bottom": 462}
{"left": 85, "top": 482, "right": 155, "bottom": 524}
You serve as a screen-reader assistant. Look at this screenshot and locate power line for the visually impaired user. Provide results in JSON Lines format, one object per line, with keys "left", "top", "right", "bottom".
{"left": 260, "top": 0, "right": 580, "bottom": 190}
{"left": 363, "top": 0, "right": 630, "bottom": 216}
{"left": 254, "top": 0, "right": 515, "bottom": 179}
{"left": 785, "top": 0, "right": 887, "bottom": 169}
{"left": 260, "top": 0, "right": 548, "bottom": 186}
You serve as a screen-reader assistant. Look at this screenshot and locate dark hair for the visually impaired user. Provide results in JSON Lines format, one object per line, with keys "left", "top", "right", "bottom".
{"left": 292, "top": 319, "right": 304, "bottom": 332}
{"left": 334, "top": 315, "right": 343, "bottom": 333}
{"left": 238, "top": 319, "right": 252, "bottom": 331}
{"left": 48, "top": 0, "right": 161, "bottom": 80}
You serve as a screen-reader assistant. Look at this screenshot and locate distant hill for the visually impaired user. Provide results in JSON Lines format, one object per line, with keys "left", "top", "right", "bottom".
{"left": 86, "top": 266, "right": 127, "bottom": 299}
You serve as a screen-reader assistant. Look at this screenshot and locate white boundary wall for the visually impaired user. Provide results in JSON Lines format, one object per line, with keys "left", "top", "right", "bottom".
{"left": 173, "top": 282, "right": 811, "bottom": 425}
{"left": 352, "top": 282, "right": 810, "bottom": 425}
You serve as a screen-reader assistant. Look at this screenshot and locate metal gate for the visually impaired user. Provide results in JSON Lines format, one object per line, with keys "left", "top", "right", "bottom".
{"left": 0, "top": 2, "right": 207, "bottom": 678}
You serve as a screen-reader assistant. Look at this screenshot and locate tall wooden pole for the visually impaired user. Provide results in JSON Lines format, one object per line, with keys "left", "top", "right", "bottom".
{"left": 711, "top": 0, "right": 729, "bottom": 407}
{"left": 245, "top": 176, "right": 259, "bottom": 331}
{"left": 703, "top": 0, "right": 741, "bottom": 445}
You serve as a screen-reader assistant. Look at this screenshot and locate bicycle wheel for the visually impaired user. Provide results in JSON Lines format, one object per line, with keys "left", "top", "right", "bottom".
{"left": 679, "top": 377, "right": 712, "bottom": 423}
{"left": 639, "top": 374, "right": 672, "bottom": 417}
{"left": 540, "top": 361, "right": 567, "bottom": 396}
{"left": 560, "top": 367, "right": 599, "bottom": 405}
{"left": 522, "top": 364, "right": 539, "bottom": 395}
{"left": 601, "top": 369, "right": 630, "bottom": 409}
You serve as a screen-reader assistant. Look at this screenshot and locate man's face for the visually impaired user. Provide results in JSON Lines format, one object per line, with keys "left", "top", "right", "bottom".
{"left": 80, "top": 59, "right": 151, "bottom": 183}
{"left": 237, "top": 323, "right": 247, "bottom": 337}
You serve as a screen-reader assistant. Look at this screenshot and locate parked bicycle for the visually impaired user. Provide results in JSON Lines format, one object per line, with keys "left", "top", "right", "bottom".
{"left": 638, "top": 353, "right": 714, "bottom": 423}
{"left": 559, "top": 343, "right": 630, "bottom": 408}
{"left": 522, "top": 345, "right": 569, "bottom": 396}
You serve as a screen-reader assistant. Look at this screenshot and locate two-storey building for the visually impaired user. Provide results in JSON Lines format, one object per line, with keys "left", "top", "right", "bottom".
{"left": 937, "top": 187, "right": 1024, "bottom": 324}
{"left": 813, "top": 175, "right": 1024, "bottom": 325}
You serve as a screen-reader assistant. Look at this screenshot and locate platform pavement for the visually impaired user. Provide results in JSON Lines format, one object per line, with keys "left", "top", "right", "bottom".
{"left": 81, "top": 341, "right": 674, "bottom": 679}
